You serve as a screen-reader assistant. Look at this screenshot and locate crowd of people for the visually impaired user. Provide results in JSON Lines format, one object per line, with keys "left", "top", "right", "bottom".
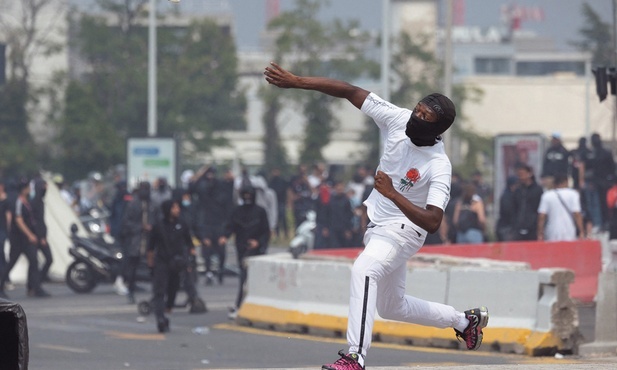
{"left": 1, "top": 129, "right": 616, "bottom": 335}
{"left": 495, "top": 132, "right": 616, "bottom": 243}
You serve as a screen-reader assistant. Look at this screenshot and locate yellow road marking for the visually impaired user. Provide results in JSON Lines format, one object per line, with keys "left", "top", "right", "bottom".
{"left": 104, "top": 330, "right": 166, "bottom": 341}
{"left": 213, "top": 323, "right": 585, "bottom": 364}
{"left": 37, "top": 344, "right": 90, "bottom": 354}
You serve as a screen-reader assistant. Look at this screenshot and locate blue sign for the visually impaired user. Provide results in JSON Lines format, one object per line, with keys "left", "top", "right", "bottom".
{"left": 133, "top": 147, "right": 160, "bottom": 156}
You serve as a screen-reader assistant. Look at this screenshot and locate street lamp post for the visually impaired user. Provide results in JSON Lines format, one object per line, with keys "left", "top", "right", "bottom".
{"left": 148, "top": 0, "right": 158, "bottom": 137}
{"left": 380, "top": 0, "right": 391, "bottom": 156}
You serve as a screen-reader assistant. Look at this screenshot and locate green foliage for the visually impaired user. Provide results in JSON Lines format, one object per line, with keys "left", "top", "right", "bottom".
{"left": 268, "top": 0, "right": 378, "bottom": 165}
{"left": 0, "top": 80, "right": 37, "bottom": 177}
{"left": 260, "top": 83, "right": 290, "bottom": 175}
{"left": 570, "top": 2, "right": 614, "bottom": 66}
{"left": 51, "top": 3, "right": 246, "bottom": 180}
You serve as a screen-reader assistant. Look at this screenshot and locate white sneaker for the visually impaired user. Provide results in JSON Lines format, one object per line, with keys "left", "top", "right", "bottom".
{"left": 114, "top": 278, "right": 129, "bottom": 296}
{"left": 227, "top": 307, "right": 238, "bottom": 320}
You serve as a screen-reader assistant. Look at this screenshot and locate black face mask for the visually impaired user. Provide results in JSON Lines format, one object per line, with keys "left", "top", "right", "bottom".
{"left": 405, "top": 93, "right": 456, "bottom": 147}
{"left": 405, "top": 115, "right": 443, "bottom": 147}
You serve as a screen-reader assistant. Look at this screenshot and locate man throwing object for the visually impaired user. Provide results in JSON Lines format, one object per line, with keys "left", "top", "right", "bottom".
{"left": 264, "top": 62, "right": 488, "bottom": 370}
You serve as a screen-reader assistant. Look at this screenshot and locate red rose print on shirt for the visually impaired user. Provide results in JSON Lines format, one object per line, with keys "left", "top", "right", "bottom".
{"left": 399, "top": 168, "right": 421, "bottom": 191}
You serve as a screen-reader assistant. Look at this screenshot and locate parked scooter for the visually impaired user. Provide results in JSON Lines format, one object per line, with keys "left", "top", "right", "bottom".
{"left": 65, "top": 223, "right": 150, "bottom": 293}
{"left": 289, "top": 210, "right": 316, "bottom": 259}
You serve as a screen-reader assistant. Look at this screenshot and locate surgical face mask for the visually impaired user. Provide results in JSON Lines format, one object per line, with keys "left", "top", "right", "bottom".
{"left": 182, "top": 199, "right": 191, "bottom": 207}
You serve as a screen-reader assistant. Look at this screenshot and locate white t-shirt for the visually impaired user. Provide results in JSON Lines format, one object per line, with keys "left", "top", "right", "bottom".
{"left": 361, "top": 93, "right": 452, "bottom": 237}
{"left": 537, "top": 188, "right": 581, "bottom": 241}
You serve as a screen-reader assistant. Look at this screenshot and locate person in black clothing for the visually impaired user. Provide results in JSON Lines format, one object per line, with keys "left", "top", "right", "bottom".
{"left": 120, "top": 181, "right": 155, "bottom": 303}
{"left": 584, "top": 133, "right": 616, "bottom": 231}
{"left": 147, "top": 199, "right": 198, "bottom": 332}
{"left": 495, "top": 176, "right": 519, "bottom": 241}
{"left": 327, "top": 181, "right": 354, "bottom": 248}
{"left": 313, "top": 181, "right": 331, "bottom": 249}
{"left": 511, "top": 165, "right": 544, "bottom": 241}
{"left": 31, "top": 179, "right": 53, "bottom": 283}
{"left": 268, "top": 168, "right": 290, "bottom": 239}
{"left": 0, "top": 179, "right": 49, "bottom": 298}
{"left": 570, "top": 137, "right": 590, "bottom": 191}
{"left": 289, "top": 165, "right": 313, "bottom": 228}
{"left": 541, "top": 133, "right": 570, "bottom": 189}
{"left": 189, "top": 166, "right": 230, "bottom": 285}
{"left": 0, "top": 180, "right": 11, "bottom": 292}
{"left": 109, "top": 180, "right": 131, "bottom": 240}
{"left": 220, "top": 186, "right": 270, "bottom": 318}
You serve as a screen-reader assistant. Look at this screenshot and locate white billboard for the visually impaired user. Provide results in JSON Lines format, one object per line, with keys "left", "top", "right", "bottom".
{"left": 127, "top": 137, "right": 178, "bottom": 189}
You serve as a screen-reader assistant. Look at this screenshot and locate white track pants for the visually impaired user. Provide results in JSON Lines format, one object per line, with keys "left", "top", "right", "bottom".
{"left": 347, "top": 223, "right": 464, "bottom": 357}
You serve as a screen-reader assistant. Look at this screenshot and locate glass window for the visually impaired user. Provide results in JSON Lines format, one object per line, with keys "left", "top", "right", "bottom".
{"left": 474, "top": 57, "right": 510, "bottom": 75}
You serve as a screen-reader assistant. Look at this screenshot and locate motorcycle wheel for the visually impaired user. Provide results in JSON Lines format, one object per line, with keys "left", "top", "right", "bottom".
{"left": 137, "top": 300, "right": 152, "bottom": 316}
{"left": 66, "top": 261, "right": 98, "bottom": 293}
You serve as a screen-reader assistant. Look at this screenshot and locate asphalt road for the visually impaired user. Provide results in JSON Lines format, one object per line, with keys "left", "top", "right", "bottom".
{"left": 2, "top": 247, "right": 608, "bottom": 370}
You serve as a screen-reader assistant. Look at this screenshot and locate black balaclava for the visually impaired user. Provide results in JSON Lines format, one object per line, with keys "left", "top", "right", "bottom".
{"left": 239, "top": 186, "right": 256, "bottom": 206}
{"left": 405, "top": 93, "right": 456, "bottom": 147}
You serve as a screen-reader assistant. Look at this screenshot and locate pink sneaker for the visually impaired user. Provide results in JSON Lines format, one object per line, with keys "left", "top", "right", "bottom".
{"left": 455, "top": 306, "right": 489, "bottom": 350}
{"left": 322, "top": 350, "right": 364, "bottom": 370}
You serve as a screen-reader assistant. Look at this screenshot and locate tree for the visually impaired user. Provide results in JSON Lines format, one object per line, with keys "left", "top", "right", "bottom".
{"left": 0, "top": 0, "right": 65, "bottom": 177}
{"left": 570, "top": 2, "right": 614, "bottom": 66}
{"left": 50, "top": 0, "right": 246, "bottom": 181}
{"left": 268, "top": 0, "right": 378, "bottom": 165}
{"left": 260, "top": 79, "right": 290, "bottom": 175}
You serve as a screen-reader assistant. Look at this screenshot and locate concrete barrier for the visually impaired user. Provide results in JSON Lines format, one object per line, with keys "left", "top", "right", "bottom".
{"left": 310, "top": 240, "right": 603, "bottom": 303}
{"left": 237, "top": 253, "right": 580, "bottom": 356}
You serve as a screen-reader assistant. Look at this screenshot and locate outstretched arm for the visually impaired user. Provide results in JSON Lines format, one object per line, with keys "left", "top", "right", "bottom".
{"left": 264, "top": 62, "right": 370, "bottom": 110}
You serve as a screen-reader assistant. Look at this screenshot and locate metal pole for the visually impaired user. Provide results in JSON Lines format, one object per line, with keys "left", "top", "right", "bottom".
{"left": 148, "top": 0, "right": 158, "bottom": 137}
{"left": 381, "top": 0, "right": 390, "bottom": 103}
{"left": 585, "top": 59, "right": 591, "bottom": 138}
{"left": 443, "top": 0, "right": 454, "bottom": 157}
{"left": 380, "top": 0, "right": 390, "bottom": 156}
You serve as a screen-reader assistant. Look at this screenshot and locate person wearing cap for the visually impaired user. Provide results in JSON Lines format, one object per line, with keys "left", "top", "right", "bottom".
{"left": 264, "top": 63, "right": 488, "bottom": 370}
{"left": 541, "top": 132, "right": 570, "bottom": 190}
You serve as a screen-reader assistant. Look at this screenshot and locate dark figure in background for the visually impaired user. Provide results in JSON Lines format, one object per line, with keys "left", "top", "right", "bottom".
{"left": 220, "top": 186, "right": 270, "bottom": 319}
{"left": 570, "top": 137, "right": 590, "bottom": 191}
{"left": 0, "top": 181, "right": 11, "bottom": 294}
{"left": 109, "top": 180, "right": 131, "bottom": 240}
{"left": 1, "top": 180, "right": 49, "bottom": 298}
{"left": 444, "top": 172, "right": 463, "bottom": 244}
{"left": 31, "top": 179, "right": 53, "bottom": 283}
{"left": 495, "top": 176, "right": 519, "bottom": 241}
{"left": 150, "top": 177, "right": 173, "bottom": 220}
{"left": 511, "top": 165, "right": 544, "bottom": 241}
{"left": 541, "top": 133, "right": 570, "bottom": 189}
{"left": 121, "top": 181, "right": 155, "bottom": 303}
{"left": 190, "top": 166, "right": 229, "bottom": 285}
{"left": 606, "top": 175, "right": 617, "bottom": 240}
{"left": 289, "top": 165, "right": 313, "bottom": 228}
{"left": 327, "top": 181, "right": 354, "bottom": 248}
{"left": 147, "top": 199, "right": 199, "bottom": 333}
{"left": 453, "top": 183, "right": 486, "bottom": 244}
{"left": 584, "top": 133, "right": 616, "bottom": 232}
{"left": 268, "top": 168, "right": 290, "bottom": 239}
{"left": 109, "top": 180, "right": 132, "bottom": 295}
{"left": 313, "top": 181, "right": 331, "bottom": 249}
